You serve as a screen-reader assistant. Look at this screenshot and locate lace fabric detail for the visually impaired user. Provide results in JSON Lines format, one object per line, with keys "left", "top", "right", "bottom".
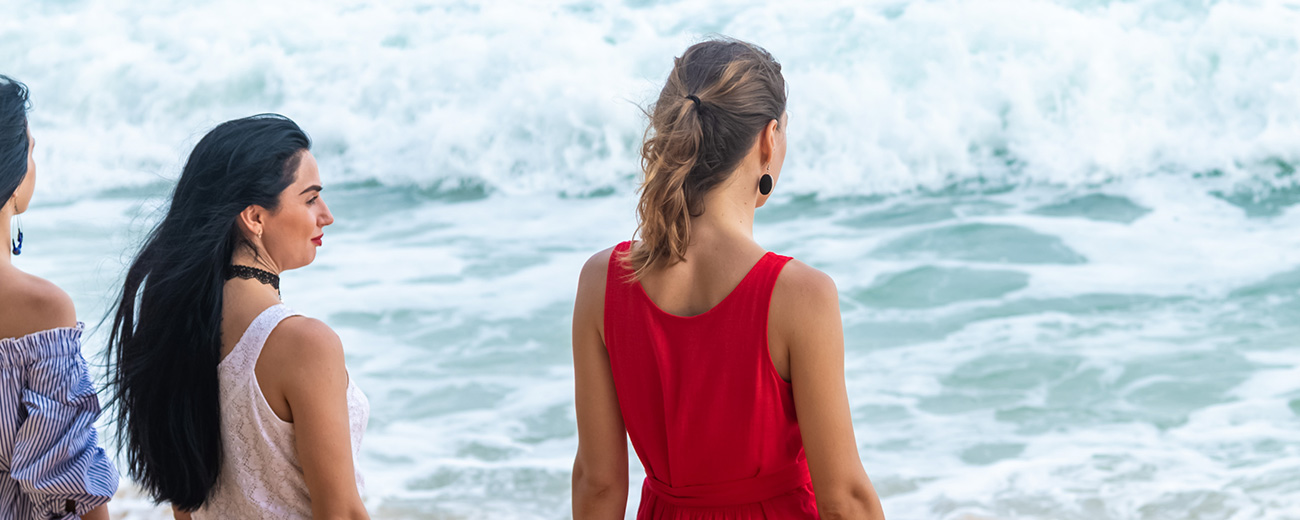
{"left": 194, "top": 305, "right": 368, "bottom": 519}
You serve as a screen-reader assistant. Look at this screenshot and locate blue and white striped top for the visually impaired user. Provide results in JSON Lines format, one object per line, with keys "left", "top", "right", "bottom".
{"left": 0, "top": 324, "right": 119, "bottom": 519}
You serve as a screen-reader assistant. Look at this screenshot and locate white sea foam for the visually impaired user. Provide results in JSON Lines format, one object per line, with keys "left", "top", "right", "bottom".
{"left": 5, "top": 0, "right": 1300, "bottom": 200}
{"left": 6, "top": 1, "right": 1300, "bottom": 519}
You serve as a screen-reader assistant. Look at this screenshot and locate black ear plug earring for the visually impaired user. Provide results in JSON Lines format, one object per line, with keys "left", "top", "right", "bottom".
{"left": 759, "top": 167, "right": 773, "bottom": 196}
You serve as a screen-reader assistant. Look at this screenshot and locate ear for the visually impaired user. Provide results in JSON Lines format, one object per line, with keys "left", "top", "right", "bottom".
{"left": 759, "top": 118, "right": 780, "bottom": 165}
{"left": 237, "top": 205, "right": 267, "bottom": 239}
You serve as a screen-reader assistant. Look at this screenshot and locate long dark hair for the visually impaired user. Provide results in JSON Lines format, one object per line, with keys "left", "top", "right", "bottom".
{"left": 630, "top": 38, "right": 786, "bottom": 278}
{"left": 108, "top": 114, "right": 310, "bottom": 509}
{"left": 0, "top": 75, "right": 30, "bottom": 202}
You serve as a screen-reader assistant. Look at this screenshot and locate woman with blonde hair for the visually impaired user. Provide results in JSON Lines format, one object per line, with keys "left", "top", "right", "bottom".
{"left": 571, "top": 39, "right": 886, "bottom": 519}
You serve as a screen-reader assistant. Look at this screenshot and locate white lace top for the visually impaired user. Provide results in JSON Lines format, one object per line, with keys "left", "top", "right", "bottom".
{"left": 194, "top": 304, "right": 369, "bottom": 519}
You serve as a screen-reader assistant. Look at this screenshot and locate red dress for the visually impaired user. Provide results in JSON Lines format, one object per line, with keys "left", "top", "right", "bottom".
{"left": 603, "top": 241, "right": 819, "bottom": 519}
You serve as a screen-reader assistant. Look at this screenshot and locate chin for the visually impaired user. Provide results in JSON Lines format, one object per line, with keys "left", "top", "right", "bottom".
{"left": 282, "top": 255, "right": 314, "bottom": 272}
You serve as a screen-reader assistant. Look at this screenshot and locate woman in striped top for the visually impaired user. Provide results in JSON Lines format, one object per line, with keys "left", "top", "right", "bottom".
{"left": 0, "top": 76, "right": 119, "bottom": 518}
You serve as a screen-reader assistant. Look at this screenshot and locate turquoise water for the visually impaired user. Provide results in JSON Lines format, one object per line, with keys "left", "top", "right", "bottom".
{"left": 24, "top": 179, "right": 1300, "bottom": 519}
{"left": 7, "top": 0, "right": 1300, "bottom": 518}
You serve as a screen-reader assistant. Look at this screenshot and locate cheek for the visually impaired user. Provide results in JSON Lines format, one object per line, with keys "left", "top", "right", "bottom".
{"left": 286, "top": 207, "right": 312, "bottom": 232}
{"left": 268, "top": 211, "right": 315, "bottom": 247}
{"left": 303, "top": 210, "right": 318, "bottom": 231}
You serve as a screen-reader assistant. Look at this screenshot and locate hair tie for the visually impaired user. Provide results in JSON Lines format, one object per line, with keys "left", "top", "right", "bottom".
{"left": 685, "top": 94, "right": 701, "bottom": 107}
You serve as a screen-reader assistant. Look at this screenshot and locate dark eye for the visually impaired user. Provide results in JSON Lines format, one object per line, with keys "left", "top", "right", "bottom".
{"left": 307, "top": 195, "right": 319, "bottom": 205}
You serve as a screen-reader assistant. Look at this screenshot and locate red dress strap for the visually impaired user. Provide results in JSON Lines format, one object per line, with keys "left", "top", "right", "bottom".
{"left": 603, "top": 241, "right": 638, "bottom": 335}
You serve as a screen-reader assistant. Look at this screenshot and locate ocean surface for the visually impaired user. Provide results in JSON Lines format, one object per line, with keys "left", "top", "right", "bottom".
{"left": 4, "top": 0, "right": 1300, "bottom": 518}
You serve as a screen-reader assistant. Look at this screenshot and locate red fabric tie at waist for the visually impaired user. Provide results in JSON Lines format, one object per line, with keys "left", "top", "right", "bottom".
{"left": 643, "top": 462, "right": 812, "bottom": 508}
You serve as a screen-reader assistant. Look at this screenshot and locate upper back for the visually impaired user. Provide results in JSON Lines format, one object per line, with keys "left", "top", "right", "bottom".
{"left": 203, "top": 304, "right": 367, "bottom": 518}
{"left": 0, "top": 268, "right": 76, "bottom": 340}
{"left": 601, "top": 240, "right": 803, "bottom": 486}
{"left": 632, "top": 239, "right": 771, "bottom": 318}
{"left": 219, "top": 281, "right": 346, "bottom": 424}
{"left": 200, "top": 295, "right": 368, "bottom": 518}
{"left": 201, "top": 303, "right": 310, "bottom": 518}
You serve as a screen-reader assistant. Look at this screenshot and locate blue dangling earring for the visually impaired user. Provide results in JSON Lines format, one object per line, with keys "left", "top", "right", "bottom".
{"left": 10, "top": 218, "right": 21, "bottom": 256}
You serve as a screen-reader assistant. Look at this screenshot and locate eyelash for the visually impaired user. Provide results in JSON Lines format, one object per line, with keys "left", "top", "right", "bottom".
{"left": 307, "top": 196, "right": 319, "bottom": 205}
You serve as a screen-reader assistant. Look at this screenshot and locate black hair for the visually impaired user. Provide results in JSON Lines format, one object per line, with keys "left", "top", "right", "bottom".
{"left": 0, "top": 75, "right": 31, "bottom": 204}
{"left": 108, "top": 114, "right": 310, "bottom": 509}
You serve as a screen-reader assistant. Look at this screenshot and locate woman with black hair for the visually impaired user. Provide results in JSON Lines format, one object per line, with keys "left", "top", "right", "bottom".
{"left": 0, "top": 75, "right": 118, "bottom": 519}
{"left": 108, "top": 114, "right": 370, "bottom": 519}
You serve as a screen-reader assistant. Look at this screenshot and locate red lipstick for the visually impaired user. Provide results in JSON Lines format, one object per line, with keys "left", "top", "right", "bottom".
{"left": 311, "top": 234, "right": 323, "bottom": 246}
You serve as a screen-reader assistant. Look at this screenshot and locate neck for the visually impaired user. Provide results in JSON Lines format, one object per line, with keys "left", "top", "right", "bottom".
{"left": 227, "top": 247, "right": 283, "bottom": 300}
{"left": 692, "top": 167, "right": 759, "bottom": 245}
{"left": 229, "top": 247, "right": 281, "bottom": 275}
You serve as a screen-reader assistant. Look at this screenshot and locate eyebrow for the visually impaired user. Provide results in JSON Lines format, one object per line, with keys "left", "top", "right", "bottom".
{"left": 299, "top": 185, "right": 323, "bottom": 195}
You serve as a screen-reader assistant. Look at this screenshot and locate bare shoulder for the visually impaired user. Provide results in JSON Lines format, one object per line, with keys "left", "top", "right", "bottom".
{"left": 773, "top": 259, "right": 839, "bottom": 309}
{"left": 22, "top": 274, "right": 77, "bottom": 324}
{"left": 0, "top": 271, "right": 77, "bottom": 337}
{"left": 574, "top": 246, "right": 619, "bottom": 341}
{"left": 263, "top": 315, "right": 346, "bottom": 372}
{"left": 577, "top": 246, "right": 618, "bottom": 300}
{"left": 580, "top": 246, "right": 617, "bottom": 284}
{"left": 770, "top": 259, "right": 842, "bottom": 351}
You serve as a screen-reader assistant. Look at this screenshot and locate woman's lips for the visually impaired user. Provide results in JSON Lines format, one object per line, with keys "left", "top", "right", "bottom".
{"left": 311, "top": 234, "right": 323, "bottom": 246}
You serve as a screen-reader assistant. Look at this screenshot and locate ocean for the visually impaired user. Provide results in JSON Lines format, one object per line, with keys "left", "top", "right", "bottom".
{"left": 3, "top": 0, "right": 1300, "bottom": 518}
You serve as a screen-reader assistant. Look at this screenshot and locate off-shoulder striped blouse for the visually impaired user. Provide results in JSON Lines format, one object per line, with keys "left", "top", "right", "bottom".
{"left": 0, "top": 324, "right": 119, "bottom": 519}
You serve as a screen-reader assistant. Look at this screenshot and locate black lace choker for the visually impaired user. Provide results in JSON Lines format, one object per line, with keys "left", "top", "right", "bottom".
{"left": 226, "top": 265, "right": 280, "bottom": 293}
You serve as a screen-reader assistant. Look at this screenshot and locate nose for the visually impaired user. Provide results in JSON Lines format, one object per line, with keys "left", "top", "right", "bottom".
{"left": 320, "top": 200, "right": 335, "bottom": 227}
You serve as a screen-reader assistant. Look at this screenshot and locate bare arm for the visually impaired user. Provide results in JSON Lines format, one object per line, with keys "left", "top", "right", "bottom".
{"left": 271, "top": 318, "right": 370, "bottom": 520}
{"left": 80, "top": 505, "right": 108, "bottom": 520}
{"left": 774, "top": 262, "right": 885, "bottom": 520}
{"left": 571, "top": 249, "right": 630, "bottom": 519}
